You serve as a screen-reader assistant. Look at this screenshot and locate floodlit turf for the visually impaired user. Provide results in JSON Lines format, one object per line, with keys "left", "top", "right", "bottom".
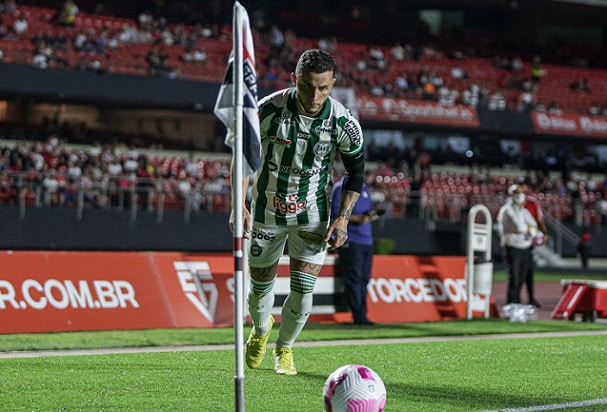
{"left": 1, "top": 269, "right": 605, "bottom": 410}
{"left": 0, "top": 333, "right": 605, "bottom": 411}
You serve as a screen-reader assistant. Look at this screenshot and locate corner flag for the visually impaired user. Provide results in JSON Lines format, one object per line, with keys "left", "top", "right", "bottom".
{"left": 213, "top": 2, "right": 260, "bottom": 411}
{"left": 214, "top": 1, "right": 261, "bottom": 177}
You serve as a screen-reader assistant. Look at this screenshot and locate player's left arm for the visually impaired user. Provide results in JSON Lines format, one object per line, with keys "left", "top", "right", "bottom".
{"left": 325, "top": 150, "right": 364, "bottom": 249}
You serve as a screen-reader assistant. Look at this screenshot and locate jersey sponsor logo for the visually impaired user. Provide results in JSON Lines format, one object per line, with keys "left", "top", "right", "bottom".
{"left": 278, "top": 164, "right": 325, "bottom": 176}
{"left": 344, "top": 120, "right": 362, "bottom": 146}
{"left": 273, "top": 194, "right": 307, "bottom": 214}
{"left": 314, "top": 120, "right": 336, "bottom": 135}
{"left": 274, "top": 111, "right": 294, "bottom": 126}
{"left": 174, "top": 261, "right": 218, "bottom": 323}
{"left": 268, "top": 135, "right": 292, "bottom": 146}
{"left": 313, "top": 141, "right": 332, "bottom": 157}
{"left": 297, "top": 131, "right": 310, "bottom": 140}
{"left": 252, "top": 228, "right": 277, "bottom": 241}
{"left": 298, "top": 231, "right": 324, "bottom": 244}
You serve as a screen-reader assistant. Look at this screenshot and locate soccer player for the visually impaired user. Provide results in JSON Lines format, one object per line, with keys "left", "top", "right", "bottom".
{"left": 230, "top": 49, "right": 365, "bottom": 375}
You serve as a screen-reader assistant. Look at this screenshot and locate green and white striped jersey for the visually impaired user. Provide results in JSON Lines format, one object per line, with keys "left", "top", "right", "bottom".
{"left": 251, "top": 88, "right": 363, "bottom": 226}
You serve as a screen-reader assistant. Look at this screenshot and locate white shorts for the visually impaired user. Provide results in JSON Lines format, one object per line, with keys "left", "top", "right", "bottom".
{"left": 248, "top": 221, "right": 329, "bottom": 267}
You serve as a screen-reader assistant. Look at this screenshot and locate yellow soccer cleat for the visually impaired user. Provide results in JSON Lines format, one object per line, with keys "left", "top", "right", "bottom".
{"left": 244, "top": 315, "right": 274, "bottom": 369}
{"left": 273, "top": 347, "right": 297, "bottom": 375}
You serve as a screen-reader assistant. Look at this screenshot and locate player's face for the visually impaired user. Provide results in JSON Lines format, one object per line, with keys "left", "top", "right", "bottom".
{"left": 292, "top": 70, "right": 336, "bottom": 117}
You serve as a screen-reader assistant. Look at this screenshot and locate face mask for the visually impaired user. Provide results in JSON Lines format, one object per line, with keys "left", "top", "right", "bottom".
{"left": 513, "top": 193, "right": 525, "bottom": 205}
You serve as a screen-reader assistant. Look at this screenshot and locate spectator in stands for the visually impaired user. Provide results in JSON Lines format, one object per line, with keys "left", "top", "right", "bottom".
{"left": 530, "top": 55, "right": 544, "bottom": 83}
{"left": 0, "top": 16, "right": 9, "bottom": 38}
{"left": 570, "top": 78, "right": 590, "bottom": 92}
{"left": 510, "top": 55, "right": 524, "bottom": 73}
{"left": 32, "top": 45, "right": 49, "bottom": 69}
{"left": 12, "top": 15, "right": 27, "bottom": 38}
{"left": 497, "top": 184, "right": 538, "bottom": 305}
{"left": 57, "top": 0, "right": 79, "bottom": 27}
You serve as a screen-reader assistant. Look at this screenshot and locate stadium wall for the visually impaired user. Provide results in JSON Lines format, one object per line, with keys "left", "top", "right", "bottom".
{"left": 0, "top": 206, "right": 602, "bottom": 259}
{"left": 0, "top": 251, "right": 494, "bottom": 333}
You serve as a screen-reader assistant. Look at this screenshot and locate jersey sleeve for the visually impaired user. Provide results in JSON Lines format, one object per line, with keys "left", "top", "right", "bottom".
{"left": 337, "top": 114, "right": 364, "bottom": 157}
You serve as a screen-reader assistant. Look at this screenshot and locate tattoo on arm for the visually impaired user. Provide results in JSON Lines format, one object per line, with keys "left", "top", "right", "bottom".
{"left": 337, "top": 190, "right": 360, "bottom": 222}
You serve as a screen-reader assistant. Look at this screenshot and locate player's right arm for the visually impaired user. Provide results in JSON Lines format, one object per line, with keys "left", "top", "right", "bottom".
{"left": 228, "top": 160, "right": 252, "bottom": 239}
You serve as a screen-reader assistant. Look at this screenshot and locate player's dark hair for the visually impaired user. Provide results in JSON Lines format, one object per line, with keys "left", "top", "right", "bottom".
{"left": 295, "top": 49, "right": 337, "bottom": 77}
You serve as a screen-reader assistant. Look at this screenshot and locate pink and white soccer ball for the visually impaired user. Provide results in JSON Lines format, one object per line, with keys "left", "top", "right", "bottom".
{"left": 323, "top": 364, "right": 387, "bottom": 412}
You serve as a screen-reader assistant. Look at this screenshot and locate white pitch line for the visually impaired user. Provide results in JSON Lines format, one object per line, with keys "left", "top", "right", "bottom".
{"left": 1, "top": 329, "right": 606, "bottom": 359}
{"left": 483, "top": 397, "right": 607, "bottom": 412}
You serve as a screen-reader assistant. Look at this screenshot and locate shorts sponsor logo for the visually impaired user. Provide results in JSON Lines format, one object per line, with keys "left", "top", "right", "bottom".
{"left": 305, "top": 246, "right": 321, "bottom": 254}
{"left": 313, "top": 141, "right": 332, "bottom": 157}
{"left": 298, "top": 231, "right": 324, "bottom": 244}
{"left": 344, "top": 120, "right": 362, "bottom": 146}
{"left": 252, "top": 228, "right": 277, "bottom": 241}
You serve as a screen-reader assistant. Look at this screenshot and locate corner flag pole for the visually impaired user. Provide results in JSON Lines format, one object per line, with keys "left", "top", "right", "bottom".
{"left": 232, "top": 3, "right": 246, "bottom": 411}
{"left": 214, "top": 3, "right": 261, "bottom": 409}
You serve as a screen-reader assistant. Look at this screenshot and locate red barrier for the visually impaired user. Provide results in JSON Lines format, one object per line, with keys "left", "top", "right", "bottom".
{"left": 0, "top": 251, "right": 494, "bottom": 334}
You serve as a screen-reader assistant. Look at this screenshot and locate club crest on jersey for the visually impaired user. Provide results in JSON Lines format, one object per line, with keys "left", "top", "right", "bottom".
{"left": 344, "top": 120, "right": 362, "bottom": 146}
{"left": 313, "top": 141, "right": 332, "bottom": 157}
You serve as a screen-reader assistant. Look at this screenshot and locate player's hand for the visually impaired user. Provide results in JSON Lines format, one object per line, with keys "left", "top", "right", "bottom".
{"left": 229, "top": 206, "right": 252, "bottom": 239}
{"left": 325, "top": 218, "right": 348, "bottom": 251}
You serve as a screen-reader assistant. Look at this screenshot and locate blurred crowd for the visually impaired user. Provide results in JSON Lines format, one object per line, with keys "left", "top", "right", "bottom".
{"left": 0, "top": 1, "right": 606, "bottom": 225}
{"left": 1, "top": 120, "right": 606, "bottom": 228}
{"left": 0, "top": 1, "right": 605, "bottom": 114}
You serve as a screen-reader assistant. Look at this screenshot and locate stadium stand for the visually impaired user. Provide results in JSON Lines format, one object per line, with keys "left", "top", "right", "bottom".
{"left": 0, "top": 2, "right": 606, "bottom": 114}
{"left": 0, "top": 1, "right": 606, "bottom": 230}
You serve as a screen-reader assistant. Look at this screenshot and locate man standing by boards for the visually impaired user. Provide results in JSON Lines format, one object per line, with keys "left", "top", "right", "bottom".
{"left": 331, "top": 176, "right": 378, "bottom": 325}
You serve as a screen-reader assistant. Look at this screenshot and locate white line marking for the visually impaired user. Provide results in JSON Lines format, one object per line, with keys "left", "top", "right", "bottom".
{"left": 483, "top": 397, "right": 607, "bottom": 411}
{"left": 1, "top": 330, "right": 606, "bottom": 359}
